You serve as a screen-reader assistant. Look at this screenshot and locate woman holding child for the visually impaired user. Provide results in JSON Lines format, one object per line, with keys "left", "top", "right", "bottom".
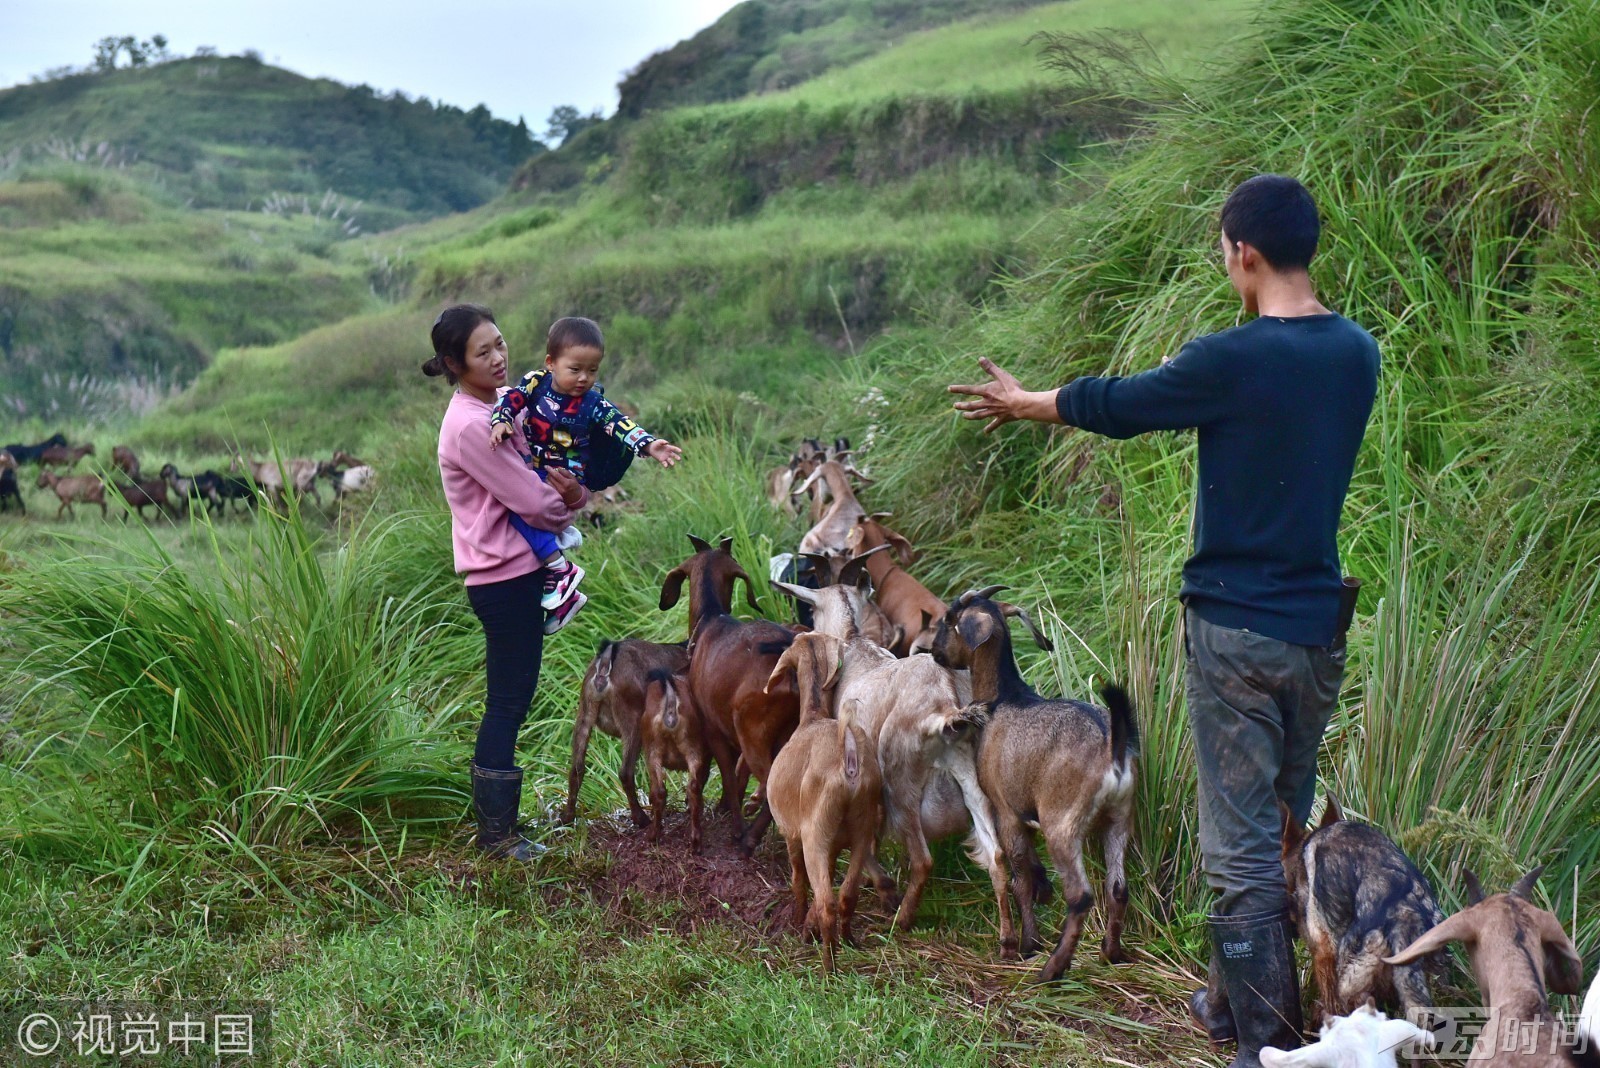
{"left": 424, "top": 303, "right": 680, "bottom": 860}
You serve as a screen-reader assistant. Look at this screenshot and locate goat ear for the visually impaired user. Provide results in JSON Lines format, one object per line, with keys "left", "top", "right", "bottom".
{"left": 719, "top": 537, "right": 734, "bottom": 554}
{"left": 1534, "top": 910, "right": 1585, "bottom": 995}
{"left": 687, "top": 534, "right": 712, "bottom": 553}
{"left": 1378, "top": 1016, "right": 1433, "bottom": 1053}
{"left": 820, "top": 636, "right": 842, "bottom": 692}
{"left": 734, "top": 567, "right": 762, "bottom": 613}
{"left": 1256, "top": 1046, "right": 1307, "bottom": 1067}
{"left": 1279, "top": 800, "right": 1305, "bottom": 855}
{"left": 660, "top": 566, "right": 689, "bottom": 611}
{"left": 998, "top": 602, "right": 1054, "bottom": 652}
{"left": 880, "top": 524, "right": 915, "bottom": 563}
{"left": 771, "top": 580, "right": 820, "bottom": 605}
{"left": 1511, "top": 865, "right": 1544, "bottom": 900}
{"left": 1383, "top": 910, "right": 1478, "bottom": 966}
{"left": 764, "top": 645, "right": 797, "bottom": 695}
{"left": 956, "top": 610, "right": 996, "bottom": 654}
{"left": 1464, "top": 870, "right": 1485, "bottom": 906}
{"left": 800, "top": 552, "right": 835, "bottom": 583}
{"left": 1318, "top": 792, "right": 1343, "bottom": 828}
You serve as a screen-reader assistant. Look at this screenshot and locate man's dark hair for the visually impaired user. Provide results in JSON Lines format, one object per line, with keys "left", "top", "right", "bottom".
{"left": 546, "top": 316, "right": 605, "bottom": 357}
{"left": 1220, "top": 175, "right": 1320, "bottom": 271}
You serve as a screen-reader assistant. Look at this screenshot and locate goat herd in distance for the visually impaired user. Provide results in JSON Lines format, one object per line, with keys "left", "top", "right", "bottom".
{"left": 563, "top": 436, "right": 1600, "bottom": 1067}
{"left": 0, "top": 432, "right": 374, "bottom": 520}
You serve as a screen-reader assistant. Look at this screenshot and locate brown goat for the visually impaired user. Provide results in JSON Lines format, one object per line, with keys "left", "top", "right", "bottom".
{"left": 765, "top": 632, "right": 883, "bottom": 971}
{"left": 114, "top": 478, "right": 172, "bottom": 520}
{"left": 564, "top": 638, "right": 691, "bottom": 827}
{"left": 933, "top": 588, "right": 1138, "bottom": 981}
{"left": 796, "top": 460, "right": 870, "bottom": 556}
{"left": 845, "top": 514, "right": 947, "bottom": 657}
{"left": 111, "top": 444, "right": 140, "bottom": 480}
{"left": 35, "top": 471, "right": 106, "bottom": 518}
{"left": 662, "top": 534, "right": 798, "bottom": 853}
{"left": 0, "top": 450, "right": 22, "bottom": 515}
{"left": 639, "top": 670, "right": 712, "bottom": 853}
{"left": 38, "top": 443, "right": 95, "bottom": 469}
{"left": 1385, "top": 868, "right": 1590, "bottom": 1068}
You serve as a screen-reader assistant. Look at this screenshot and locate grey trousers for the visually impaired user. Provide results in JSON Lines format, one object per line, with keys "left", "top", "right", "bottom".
{"left": 1185, "top": 607, "right": 1346, "bottom": 917}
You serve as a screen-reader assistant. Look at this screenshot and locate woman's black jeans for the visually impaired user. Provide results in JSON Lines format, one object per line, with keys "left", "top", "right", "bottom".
{"left": 466, "top": 571, "right": 546, "bottom": 770}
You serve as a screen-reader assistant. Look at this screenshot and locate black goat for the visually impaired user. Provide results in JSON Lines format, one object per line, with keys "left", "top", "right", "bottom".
{"left": 2, "top": 433, "right": 68, "bottom": 465}
{"left": 0, "top": 450, "right": 23, "bottom": 514}
{"left": 160, "top": 464, "right": 226, "bottom": 517}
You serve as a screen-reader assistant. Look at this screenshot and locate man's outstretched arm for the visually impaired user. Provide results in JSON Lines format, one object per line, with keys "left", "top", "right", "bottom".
{"left": 949, "top": 342, "right": 1232, "bottom": 439}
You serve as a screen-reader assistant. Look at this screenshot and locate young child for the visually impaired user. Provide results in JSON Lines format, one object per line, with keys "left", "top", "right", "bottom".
{"left": 489, "top": 316, "right": 682, "bottom": 633}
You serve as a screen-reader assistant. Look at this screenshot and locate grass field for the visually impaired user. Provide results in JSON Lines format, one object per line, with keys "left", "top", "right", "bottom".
{"left": 3, "top": 0, "right": 1598, "bottom": 1064}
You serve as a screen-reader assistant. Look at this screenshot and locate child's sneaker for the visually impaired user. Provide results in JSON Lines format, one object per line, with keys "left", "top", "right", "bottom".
{"left": 543, "top": 590, "right": 587, "bottom": 635}
{"left": 540, "top": 560, "right": 585, "bottom": 610}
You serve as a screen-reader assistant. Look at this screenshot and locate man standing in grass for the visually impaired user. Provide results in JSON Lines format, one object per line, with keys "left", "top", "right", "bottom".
{"left": 949, "top": 175, "right": 1378, "bottom": 1066}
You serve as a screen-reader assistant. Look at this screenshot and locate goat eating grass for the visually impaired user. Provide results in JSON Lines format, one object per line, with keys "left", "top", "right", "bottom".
{"left": 1259, "top": 1000, "right": 1434, "bottom": 1067}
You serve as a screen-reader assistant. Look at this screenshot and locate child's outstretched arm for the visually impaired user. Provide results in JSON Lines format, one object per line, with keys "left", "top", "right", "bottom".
{"left": 487, "top": 370, "right": 540, "bottom": 450}
{"left": 595, "top": 396, "right": 682, "bottom": 468}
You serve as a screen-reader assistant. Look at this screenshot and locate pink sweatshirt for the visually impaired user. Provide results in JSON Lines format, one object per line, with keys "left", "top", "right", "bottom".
{"left": 437, "top": 389, "right": 588, "bottom": 586}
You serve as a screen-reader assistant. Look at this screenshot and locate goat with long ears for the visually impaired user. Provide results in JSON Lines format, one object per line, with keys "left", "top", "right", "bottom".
{"left": 932, "top": 586, "right": 1137, "bottom": 982}
{"left": 763, "top": 633, "right": 884, "bottom": 971}
{"left": 664, "top": 534, "right": 799, "bottom": 853}
{"left": 1384, "top": 867, "right": 1592, "bottom": 1068}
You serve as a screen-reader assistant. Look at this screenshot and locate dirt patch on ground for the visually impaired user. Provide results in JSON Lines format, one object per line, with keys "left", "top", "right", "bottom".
{"left": 557, "top": 807, "right": 901, "bottom": 940}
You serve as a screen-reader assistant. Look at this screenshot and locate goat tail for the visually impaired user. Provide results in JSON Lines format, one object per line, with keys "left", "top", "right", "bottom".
{"left": 1101, "top": 684, "right": 1138, "bottom": 768}
{"left": 838, "top": 700, "right": 863, "bottom": 784}
{"left": 593, "top": 639, "right": 619, "bottom": 694}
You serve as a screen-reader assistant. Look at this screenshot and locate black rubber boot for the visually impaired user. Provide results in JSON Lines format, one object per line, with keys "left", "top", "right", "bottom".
{"left": 1209, "top": 909, "right": 1302, "bottom": 1068}
{"left": 471, "top": 763, "right": 542, "bottom": 861}
{"left": 1189, "top": 944, "right": 1237, "bottom": 1045}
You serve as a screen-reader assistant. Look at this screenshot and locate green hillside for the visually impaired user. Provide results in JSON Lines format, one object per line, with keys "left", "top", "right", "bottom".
{"left": 0, "top": 56, "right": 541, "bottom": 226}
{"left": 614, "top": 0, "right": 1063, "bottom": 117}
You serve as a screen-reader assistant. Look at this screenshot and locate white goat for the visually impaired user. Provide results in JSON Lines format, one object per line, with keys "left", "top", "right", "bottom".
{"left": 1260, "top": 1001, "right": 1434, "bottom": 1068}
{"left": 772, "top": 578, "right": 1011, "bottom": 948}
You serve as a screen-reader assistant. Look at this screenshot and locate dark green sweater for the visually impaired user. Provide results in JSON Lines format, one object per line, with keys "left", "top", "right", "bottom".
{"left": 1055, "top": 313, "right": 1379, "bottom": 647}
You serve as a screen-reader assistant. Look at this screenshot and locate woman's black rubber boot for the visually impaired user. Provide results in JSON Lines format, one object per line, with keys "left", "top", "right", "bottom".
{"left": 471, "top": 763, "right": 541, "bottom": 861}
{"left": 1208, "top": 909, "right": 1302, "bottom": 1068}
{"left": 1189, "top": 943, "right": 1237, "bottom": 1044}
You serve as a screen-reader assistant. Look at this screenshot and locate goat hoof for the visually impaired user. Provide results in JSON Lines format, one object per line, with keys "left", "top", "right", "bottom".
{"left": 999, "top": 943, "right": 1020, "bottom": 962}
{"left": 1101, "top": 947, "right": 1132, "bottom": 965}
{"left": 630, "top": 810, "right": 650, "bottom": 829}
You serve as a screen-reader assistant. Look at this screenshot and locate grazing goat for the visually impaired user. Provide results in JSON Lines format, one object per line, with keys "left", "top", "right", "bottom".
{"left": 1384, "top": 868, "right": 1593, "bottom": 1068}
{"left": 113, "top": 478, "right": 172, "bottom": 520}
{"left": 1281, "top": 796, "right": 1445, "bottom": 1023}
{"left": 639, "top": 669, "right": 711, "bottom": 853}
{"left": 795, "top": 460, "right": 871, "bottom": 555}
{"left": 772, "top": 578, "right": 1011, "bottom": 944}
{"left": 160, "top": 464, "right": 225, "bottom": 517}
{"left": 0, "top": 450, "right": 23, "bottom": 515}
{"left": 35, "top": 471, "right": 106, "bottom": 519}
{"left": 798, "top": 547, "right": 902, "bottom": 651}
{"left": 111, "top": 444, "right": 140, "bottom": 480}
{"left": 2, "top": 433, "right": 66, "bottom": 464}
{"left": 565, "top": 638, "right": 691, "bottom": 828}
{"left": 1259, "top": 1001, "right": 1434, "bottom": 1068}
{"left": 932, "top": 587, "right": 1138, "bottom": 981}
{"left": 845, "top": 514, "right": 946, "bottom": 656}
{"left": 321, "top": 463, "right": 375, "bottom": 500}
{"left": 765, "top": 632, "right": 884, "bottom": 971}
{"left": 38, "top": 442, "right": 95, "bottom": 469}
{"left": 232, "top": 453, "right": 321, "bottom": 504}
{"left": 662, "top": 534, "right": 797, "bottom": 853}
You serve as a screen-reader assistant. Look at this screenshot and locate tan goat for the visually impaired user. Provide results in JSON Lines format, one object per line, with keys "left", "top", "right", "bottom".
{"left": 36, "top": 471, "right": 106, "bottom": 519}
{"left": 796, "top": 460, "right": 869, "bottom": 556}
{"left": 639, "top": 670, "right": 711, "bottom": 853}
{"left": 764, "top": 632, "right": 883, "bottom": 971}
{"left": 1384, "top": 868, "right": 1590, "bottom": 1068}
{"left": 845, "top": 514, "right": 947, "bottom": 656}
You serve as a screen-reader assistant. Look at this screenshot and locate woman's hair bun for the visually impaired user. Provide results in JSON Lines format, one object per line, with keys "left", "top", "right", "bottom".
{"left": 421, "top": 353, "right": 447, "bottom": 377}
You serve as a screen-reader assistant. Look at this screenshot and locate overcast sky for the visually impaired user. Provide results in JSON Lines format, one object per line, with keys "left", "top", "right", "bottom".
{"left": 1, "top": 1, "right": 742, "bottom": 131}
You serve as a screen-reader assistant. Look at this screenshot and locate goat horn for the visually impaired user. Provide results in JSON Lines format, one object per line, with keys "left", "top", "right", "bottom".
{"left": 1510, "top": 865, "right": 1544, "bottom": 900}
{"left": 974, "top": 585, "right": 1009, "bottom": 601}
{"left": 998, "top": 602, "right": 1054, "bottom": 652}
{"left": 1464, "top": 870, "right": 1485, "bottom": 906}
{"left": 687, "top": 534, "right": 712, "bottom": 553}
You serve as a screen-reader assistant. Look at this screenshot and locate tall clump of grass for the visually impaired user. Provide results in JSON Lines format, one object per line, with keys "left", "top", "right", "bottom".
{"left": 0, "top": 500, "right": 467, "bottom": 853}
{"left": 841, "top": 0, "right": 1600, "bottom": 940}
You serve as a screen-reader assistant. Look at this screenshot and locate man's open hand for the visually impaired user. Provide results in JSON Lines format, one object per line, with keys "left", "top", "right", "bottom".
{"left": 948, "top": 357, "right": 1058, "bottom": 433}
